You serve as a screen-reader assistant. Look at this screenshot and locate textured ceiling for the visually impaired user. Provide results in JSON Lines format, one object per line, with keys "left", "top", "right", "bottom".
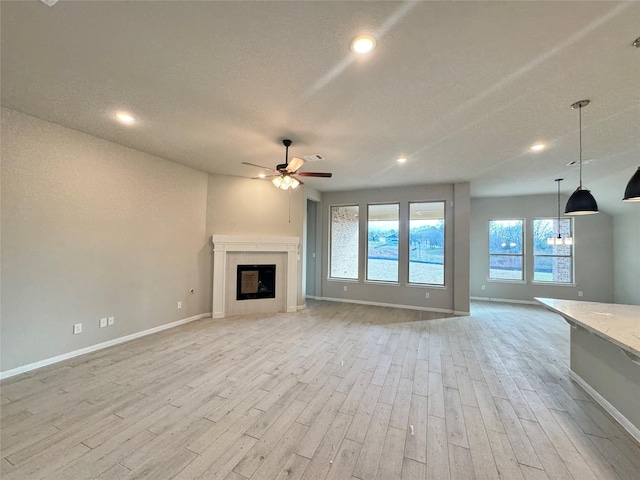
{"left": 1, "top": 1, "right": 639, "bottom": 215}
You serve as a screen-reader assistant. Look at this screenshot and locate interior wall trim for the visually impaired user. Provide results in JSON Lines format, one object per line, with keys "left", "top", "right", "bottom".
{"left": 317, "top": 296, "right": 456, "bottom": 314}
{"left": 470, "top": 296, "right": 538, "bottom": 305}
{"left": 568, "top": 370, "right": 640, "bottom": 443}
{"left": 0, "top": 313, "right": 211, "bottom": 380}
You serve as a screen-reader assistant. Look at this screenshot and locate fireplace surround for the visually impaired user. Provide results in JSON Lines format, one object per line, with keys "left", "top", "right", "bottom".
{"left": 211, "top": 235, "right": 299, "bottom": 318}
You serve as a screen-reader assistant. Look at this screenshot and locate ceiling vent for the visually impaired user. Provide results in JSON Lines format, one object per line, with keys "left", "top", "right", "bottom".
{"left": 303, "top": 154, "right": 324, "bottom": 162}
{"left": 566, "top": 158, "right": 595, "bottom": 167}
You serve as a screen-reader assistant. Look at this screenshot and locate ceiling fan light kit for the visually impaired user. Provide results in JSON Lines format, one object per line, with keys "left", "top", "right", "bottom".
{"left": 565, "top": 100, "right": 599, "bottom": 215}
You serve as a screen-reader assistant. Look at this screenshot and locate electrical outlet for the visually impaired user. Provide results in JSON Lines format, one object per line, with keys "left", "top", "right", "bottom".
{"left": 481, "top": 284, "right": 486, "bottom": 290}
{"left": 177, "top": 301, "right": 183, "bottom": 309}
{"left": 343, "top": 286, "right": 347, "bottom": 292}
{"left": 73, "top": 323, "right": 82, "bottom": 334}
{"left": 425, "top": 292, "right": 430, "bottom": 299}
{"left": 578, "top": 291, "right": 583, "bottom": 297}
{"left": 107, "top": 316, "right": 114, "bottom": 326}
{"left": 99, "top": 318, "right": 108, "bottom": 328}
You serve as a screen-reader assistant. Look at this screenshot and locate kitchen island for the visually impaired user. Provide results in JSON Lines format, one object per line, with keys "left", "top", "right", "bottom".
{"left": 535, "top": 297, "right": 640, "bottom": 442}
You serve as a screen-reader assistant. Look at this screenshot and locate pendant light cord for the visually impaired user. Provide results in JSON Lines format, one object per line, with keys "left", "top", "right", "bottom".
{"left": 578, "top": 105, "right": 583, "bottom": 189}
{"left": 556, "top": 179, "right": 561, "bottom": 237}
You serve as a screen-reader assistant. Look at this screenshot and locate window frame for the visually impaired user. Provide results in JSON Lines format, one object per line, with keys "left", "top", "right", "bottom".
{"left": 366, "top": 203, "right": 400, "bottom": 284}
{"left": 532, "top": 217, "right": 575, "bottom": 285}
{"left": 488, "top": 218, "right": 525, "bottom": 283}
{"left": 407, "top": 201, "right": 446, "bottom": 286}
{"left": 328, "top": 204, "right": 360, "bottom": 281}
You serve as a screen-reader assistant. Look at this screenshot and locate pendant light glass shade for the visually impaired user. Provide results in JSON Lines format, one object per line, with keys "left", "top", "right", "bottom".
{"left": 623, "top": 166, "right": 640, "bottom": 202}
{"left": 565, "top": 100, "right": 598, "bottom": 215}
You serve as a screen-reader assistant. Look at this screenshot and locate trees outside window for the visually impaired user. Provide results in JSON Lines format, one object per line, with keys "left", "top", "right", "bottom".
{"left": 533, "top": 218, "right": 573, "bottom": 283}
{"left": 367, "top": 204, "right": 399, "bottom": 282}
{"left": 489, "top": 219, "right": 524, "bottom": 281}
{"left": 409, "top": 202, "right": 444, "bottom": 285}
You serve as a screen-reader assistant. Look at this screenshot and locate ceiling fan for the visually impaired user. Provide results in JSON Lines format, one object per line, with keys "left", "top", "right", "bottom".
{"left": 242, "top": 139, "right": 332, "bottom": 190}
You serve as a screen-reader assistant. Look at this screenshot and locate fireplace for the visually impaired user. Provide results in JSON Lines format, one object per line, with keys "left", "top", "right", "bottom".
{"left": 211, "top": 235, "right": 299, "bottom": 318}
{"left": 236, "top": 264, "right": 276, "bottom": 300}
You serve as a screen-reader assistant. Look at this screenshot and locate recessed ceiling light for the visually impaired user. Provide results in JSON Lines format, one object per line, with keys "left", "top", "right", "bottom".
{"left": 530, "top": 143, "right": 546, "bottom": 152}
{"left": 115, "top": 112, "right": 135, "bottom": 125}
{"left": 258, "top": 173, "right": 266, "bottom": 179}
{"left": 396, "top": 157, "right": 407, "bottom": 164}
{"left": 351, "top": 35, "right": 376, "bottom": 54}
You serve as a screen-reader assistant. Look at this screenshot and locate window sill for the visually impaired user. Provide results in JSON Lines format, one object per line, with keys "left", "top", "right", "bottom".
{"left": 487, "top": 278, "right": 527, "bottom": 285}
{"left": 364, "top": 280, "right": 399, "bottom": 286}
{"left": 532, "top": 281, "right": 577, "bottom": 287}
{"left": 406, "top": 283, "right": 447, "bottom": 289}
{"left": 327, "top": 278, "right": 359, "bottom": 283}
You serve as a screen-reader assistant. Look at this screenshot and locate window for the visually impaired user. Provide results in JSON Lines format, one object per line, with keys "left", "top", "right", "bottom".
{"left": 367, "top": 204, "right": 399, "bottom": 282}
{"left": 409, "top": 202, "right": 445, "bottom": 285}
{"left": 330, "top": 205, "right": 359, "bottom": 279}
{"left": 533, "top": 218, "right": 574, "bottom": 283}
{"left": 489, "top": 219, "right": 524, "bottom": 281}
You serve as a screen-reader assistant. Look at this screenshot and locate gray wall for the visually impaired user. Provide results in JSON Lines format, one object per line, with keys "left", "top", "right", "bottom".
{"left": 1, "top": 108, "right": 210, "bottom": 371}
{"left": 204, "top": 173, "right": 306, "bottom": 307}
{"left": 320, "top": 183, "right": 470, "bottom": 313}
{"left": 613, "top": 209, "right": 640, "bottom": 305}
{"left": 470, "top": 195, "right": 614, "bottom": 303}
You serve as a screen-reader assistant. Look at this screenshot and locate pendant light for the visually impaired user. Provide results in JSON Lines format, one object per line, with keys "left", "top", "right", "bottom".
{"left": 565, "top": 100, "right": 598, "bottom": 215}
{"left": 623, "top": 166, "right": 640, "bottom": 202}
{"left": 548, "top": 178, "right": 573, "bottom": 245}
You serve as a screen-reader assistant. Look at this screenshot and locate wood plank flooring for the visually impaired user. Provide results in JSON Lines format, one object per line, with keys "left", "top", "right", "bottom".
{"left": 2, "top": 300, "right": 639, "bottom": 479}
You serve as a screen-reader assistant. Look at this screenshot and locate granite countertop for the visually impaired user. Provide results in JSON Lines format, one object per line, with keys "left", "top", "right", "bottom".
{"left": 535, "top": 297, "right": 640, "bottom": 359}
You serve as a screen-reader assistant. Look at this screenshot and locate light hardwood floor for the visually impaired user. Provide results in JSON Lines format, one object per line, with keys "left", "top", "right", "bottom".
{"left": 1, "top": 301, "right": 639, "bottom": 480}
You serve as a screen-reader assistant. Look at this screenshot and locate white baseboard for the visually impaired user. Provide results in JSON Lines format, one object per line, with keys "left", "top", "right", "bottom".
{"left": 297, "top": 303, "right": 307, "bottom": 311}
{"left": 568, "top": 370, "right": 640, "bottom": 443}
{"left": 470, "top": 296, "right": 538, "bottom": 305}
{"left": 0, "top": 313, "right": 211, "bottom": 380}
{"left": 317, "top": 296, "right": 455, "bottom": 314}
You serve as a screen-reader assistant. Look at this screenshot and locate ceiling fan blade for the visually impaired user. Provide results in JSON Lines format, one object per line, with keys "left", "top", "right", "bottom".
{"left": 286, "top": 157, "right": 305, "bottom": 173}
{"left": 241, "top": 161, "right": 275, "bottom": 171}
{"left": 292, "top": 176, "right": 304, "bottom": 186}
{"left": 296, "top": 172, "right": 332, "bottom": 178}
{"left": 251, "top": 174, "right": 279, "bottom": 179}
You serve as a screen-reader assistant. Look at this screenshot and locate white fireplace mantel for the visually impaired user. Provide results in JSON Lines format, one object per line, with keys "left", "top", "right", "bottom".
{"left": 211, "top": 235, "right": 299, "bottom": 318}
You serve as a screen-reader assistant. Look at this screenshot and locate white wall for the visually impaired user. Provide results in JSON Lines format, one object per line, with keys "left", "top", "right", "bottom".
{"left": 470, "top": 195, "right": 615, "bottom": 303}
{"left": 1, "top": 108, "right": 210, "bottom": 371}
{"left": 320, "top": 183, "right": 470, "bottom": 314}
{"left": 613, "top": 209, "right": 640, "bottom": 305}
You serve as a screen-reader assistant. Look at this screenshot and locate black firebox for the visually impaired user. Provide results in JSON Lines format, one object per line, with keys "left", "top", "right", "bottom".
{"left": 236, "top": 264, "right": 276, "bottom": 300}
